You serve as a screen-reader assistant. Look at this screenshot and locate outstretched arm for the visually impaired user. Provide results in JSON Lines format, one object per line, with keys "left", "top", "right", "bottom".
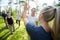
{"left": 22, "top": 3, "right": 29, "bottom": 25}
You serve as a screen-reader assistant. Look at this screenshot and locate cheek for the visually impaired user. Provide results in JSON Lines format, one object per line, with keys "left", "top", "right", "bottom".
{"left": 39, "top": 14, "right": 44, "bottom": 19}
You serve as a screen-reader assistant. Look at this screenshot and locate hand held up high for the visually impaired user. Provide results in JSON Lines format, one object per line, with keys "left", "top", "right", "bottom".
{"left": 22, "top": 3, "right": 29, "bottom": 18}
{"left": 24, "top": 3, "right": 29, "bottom": 10}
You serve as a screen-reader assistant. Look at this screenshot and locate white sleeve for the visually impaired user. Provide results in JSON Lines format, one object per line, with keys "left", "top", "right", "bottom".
{"left": 35, "top": 16, "right": 39, "bottom": 21}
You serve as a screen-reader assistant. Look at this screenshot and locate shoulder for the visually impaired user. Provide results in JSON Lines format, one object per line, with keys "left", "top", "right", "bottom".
{"left": 26, "top": 22, "right": 37, "bottom": 31}
{"left": 26, "top": 22, "right": 35, "bottom": 28}
{"left": 26, "top": 23, "right": 45, "bottom": 32}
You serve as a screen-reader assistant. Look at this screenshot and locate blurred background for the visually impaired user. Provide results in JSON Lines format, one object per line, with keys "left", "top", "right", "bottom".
{"left": 0, "top": 0, "right": 60, "bottom": 40}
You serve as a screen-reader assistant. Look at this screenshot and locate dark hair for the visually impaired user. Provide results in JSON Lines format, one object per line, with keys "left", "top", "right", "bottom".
{"left": 7, "top": 11, "right": 10, "bottom": 13}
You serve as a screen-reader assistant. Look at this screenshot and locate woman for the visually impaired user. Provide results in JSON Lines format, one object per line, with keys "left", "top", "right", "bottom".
{"left": 6, "top": 11, "right": 15, "bottom": 34}
{"left": 2, "top": 10, "right": 8, "bottom": 28}
{"left": 22, "top": 3, "right": 60, "bottom": 40}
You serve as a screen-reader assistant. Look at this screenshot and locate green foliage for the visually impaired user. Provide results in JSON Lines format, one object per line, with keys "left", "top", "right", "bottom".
{"left": 11, "top": 10, "right": 17, "bottom": 17}
{"left": 55, "top": 2, "right": 60, "bottom": 7}
{"left": 0, "top": 18, "right": 28, "bottom": 40}
{"left": 0, "top": 12, "right": 2, "bottom": 16}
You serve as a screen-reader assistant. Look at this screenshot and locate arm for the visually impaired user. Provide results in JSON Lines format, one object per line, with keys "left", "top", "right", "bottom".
{"left": 11, "top": 16, "right": 14, "bottom": 20}
{"left": 5, "top": 17, "right": 8, "bottom": 25}
{"left": 22, "top": 3, "right": 29, "bottom": 25}
{"left": 22, "top": 10, "right": 29, "bottom": 25}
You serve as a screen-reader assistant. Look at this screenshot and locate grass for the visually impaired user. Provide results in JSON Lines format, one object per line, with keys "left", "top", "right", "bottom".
{"left": 0, "top": 17, "right": 28, "bottom": 40}
{"left": 0, "top": 16, "right": 54, "bottom": 40}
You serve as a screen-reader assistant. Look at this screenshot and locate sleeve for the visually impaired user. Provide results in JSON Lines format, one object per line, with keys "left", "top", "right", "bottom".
{"left": 35, "top": 16, "right": 39, "bottom": 22}
{"left": 25, "top": 22, "right": 38, "bottom": 34}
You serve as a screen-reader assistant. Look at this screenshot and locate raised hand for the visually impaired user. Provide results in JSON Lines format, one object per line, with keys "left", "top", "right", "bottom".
{"left": 24, "top": 3, "right": 29, "bottom": 10}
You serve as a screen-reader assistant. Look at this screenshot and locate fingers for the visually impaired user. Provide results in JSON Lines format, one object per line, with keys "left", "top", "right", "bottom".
{"left": 24, "top": 3, "right": 29, "bottom": 10}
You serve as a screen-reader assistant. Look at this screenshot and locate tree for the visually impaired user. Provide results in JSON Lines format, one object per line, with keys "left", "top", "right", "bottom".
{"left": 55, "top": 2, "right": 60, "bottom": 6}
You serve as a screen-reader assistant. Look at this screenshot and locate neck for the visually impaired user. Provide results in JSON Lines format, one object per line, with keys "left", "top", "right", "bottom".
{"left": 31, "top": 13, "right": 35, "bottom": 17}
{"left": 31, "top": 15, "right": 35, "bottom": 17}
{"left": 40, "top": 19, "right": 51, "bottom": 32}
{"left": 8, "top": 15, "right": 11, "bottom": 18}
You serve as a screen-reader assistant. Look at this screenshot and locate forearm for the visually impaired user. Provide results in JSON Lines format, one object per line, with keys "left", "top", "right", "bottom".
{"left": 22, "top": 10, "right": 27, "bottom": 18}
{"left": 22, "top": 10, "right": 29, "bottom": 24}
{"left": 22, "top": 3, "right": 29, "bottom": 25}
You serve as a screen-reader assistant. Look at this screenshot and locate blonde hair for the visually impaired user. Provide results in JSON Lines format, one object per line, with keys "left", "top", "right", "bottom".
{"left": 52, "top": 7, "right": 60, "bottom": 40}
{"left": 40, "top": 6, "right": 56, "bottom": 22}
{"left": 41, "top": 6, "right": 60, "bottom": 40}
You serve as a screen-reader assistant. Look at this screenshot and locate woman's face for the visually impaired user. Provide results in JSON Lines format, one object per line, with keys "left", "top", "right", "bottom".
{"left": 8, "top": 12, "right": 11, "bottom": 16}
{"left": 39, "top": 13, "right": 44, "bottom": 20}
{"left": 31, "top": 8, "right": 36, "bottom": 16}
